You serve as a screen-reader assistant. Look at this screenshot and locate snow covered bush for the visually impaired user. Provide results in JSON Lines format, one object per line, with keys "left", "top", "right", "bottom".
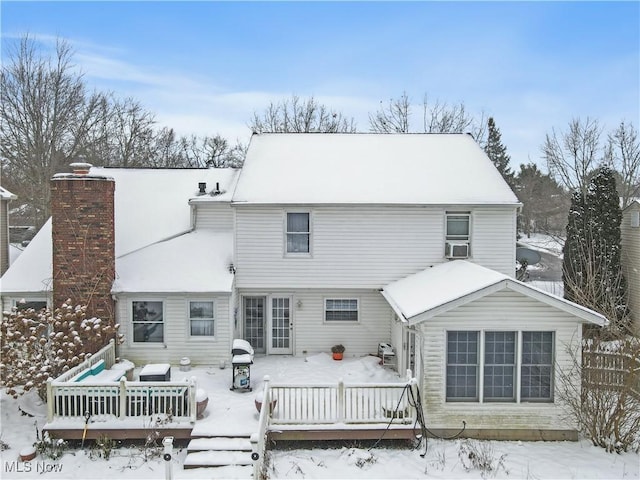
{"left": 0, "top": 299, "right": 123, "bottom": 400}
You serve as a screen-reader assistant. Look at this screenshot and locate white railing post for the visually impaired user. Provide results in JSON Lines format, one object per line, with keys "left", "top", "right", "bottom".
{"left": 46, "top": 378, "right": 54, "bottom": 422}
{"left": 189, "top": 377, "right": 197, "bottom": 423}
{"left": 406, "top": 369, "right": 412, "bottom": 382}
{"left": 337, "top": 379, "right": 345, "bottom": 423}
{"left": 119, "top": 378, "right": 127, "bottom": 419}
{"left": 163, "top": 436, "right": 174, "bottom": 480}
{"left": 107, "top": 339, "right": 116, "bottom": 369}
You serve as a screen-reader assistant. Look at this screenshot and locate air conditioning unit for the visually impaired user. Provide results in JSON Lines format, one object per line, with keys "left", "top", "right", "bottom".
{"left": 446, "top": 242, "right": 469, "bottom": 258}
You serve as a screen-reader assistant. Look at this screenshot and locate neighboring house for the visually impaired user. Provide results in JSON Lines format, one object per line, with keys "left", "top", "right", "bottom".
{"left": 0, "top": 186, "right": 17, "bottom": 276}
{"left": 621, "top": 199, "right": 640, "bottom": 334}
{"left": 1, "top": 133, "right": 607, "bottom": 440}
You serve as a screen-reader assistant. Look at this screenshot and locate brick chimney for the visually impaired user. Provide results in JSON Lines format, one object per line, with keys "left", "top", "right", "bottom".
{"left": 51, "top": 162, "right": 115, "bottom": 322}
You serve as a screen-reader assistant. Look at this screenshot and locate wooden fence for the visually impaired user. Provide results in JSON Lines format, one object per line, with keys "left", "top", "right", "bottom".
{"left": 582, "top": 347, "right": 640, "bottom": 400}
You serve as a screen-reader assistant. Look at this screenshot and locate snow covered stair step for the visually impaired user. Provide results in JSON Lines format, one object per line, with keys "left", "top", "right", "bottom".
{"left": 181, "top": 464, "right": 254, "bottom": 478}
{"left": 187, "top": 437, "right": 252, "bottom": 452}
{"left": 184, "top": 450, "right": 254, "bottom": 468}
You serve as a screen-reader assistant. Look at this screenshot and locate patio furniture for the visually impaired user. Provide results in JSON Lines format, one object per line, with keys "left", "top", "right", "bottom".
{"left": 140, "top": 363, "right": 171, "bottom": 382}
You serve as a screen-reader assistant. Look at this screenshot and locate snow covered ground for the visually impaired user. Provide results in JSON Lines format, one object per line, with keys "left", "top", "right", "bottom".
{"left": 1, "top": 353, "right": 638, "bottom": 479}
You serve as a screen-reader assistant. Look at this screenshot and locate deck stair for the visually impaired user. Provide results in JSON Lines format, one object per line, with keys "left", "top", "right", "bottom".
{"left": 184, "top": 434, "right": 254, "bottom": 476}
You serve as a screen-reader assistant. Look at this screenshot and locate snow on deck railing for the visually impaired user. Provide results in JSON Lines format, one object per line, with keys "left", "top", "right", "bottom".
{"left": 53, "top": 339, "right": 117, "bottom": 383}
{"left": 47, "top": 378, "right": 197, "bottom": 424}
{"left": 269, "top": 373, "right": 416, "bottom": 425}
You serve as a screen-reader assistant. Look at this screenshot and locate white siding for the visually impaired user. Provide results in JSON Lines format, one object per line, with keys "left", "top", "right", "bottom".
{"left": 116, "top": 293, "right": 232, "bottom": 366}
{"left": 194, "top": 203, "right": 234, "bottom": 230}
{"left": 235, "top": 205, "right": 517, "bottom": 289}
{"left": 621, "top": 203, "right": 640, "bottom": 333}
{"left": 238, "top": 289, "right": 393, "bottom": 358}
{"left": 417, "top": 289, "right": 583, "bottom": 432}
{"left": 472, "top": 207, "right": 517, "bottom": 276}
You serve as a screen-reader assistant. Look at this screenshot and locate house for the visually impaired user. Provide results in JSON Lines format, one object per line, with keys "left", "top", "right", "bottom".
{"left": 0, "top": 186, "right": 17, "bottom": 276}
{"left": 621, "top": 199, "right": 640, "bottom": 334}
{"left": 1, "top": 133, "right": 607, "bottom": 440}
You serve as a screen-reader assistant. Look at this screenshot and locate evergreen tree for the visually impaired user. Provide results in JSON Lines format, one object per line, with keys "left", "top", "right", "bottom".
{"left": 563, "top": 166, "right": 628, "bottom": 328}
{"left": 484, "top": 117, "right": 515, "bottom": 189}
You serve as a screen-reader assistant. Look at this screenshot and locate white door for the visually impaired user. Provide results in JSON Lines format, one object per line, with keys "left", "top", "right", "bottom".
{"left": 269, "top": 297, "right": 293, "bottom": 354}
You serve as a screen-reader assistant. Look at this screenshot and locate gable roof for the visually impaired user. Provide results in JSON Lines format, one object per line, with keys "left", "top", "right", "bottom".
{"left": 381, "top": 260, "right": 607, "bottom": 326}
{"left": 0, "top": 186, "right": 17, "bottom": 200}
{"left": 0, "top": 167, "right": 240, "bottom": 295}
{"left": 233, "top": 133, "right": 521, "bottom": 205}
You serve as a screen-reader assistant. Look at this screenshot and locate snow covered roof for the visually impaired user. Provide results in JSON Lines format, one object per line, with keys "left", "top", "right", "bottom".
{"left": 623, "top": 198, "right": 640, "bottom": 210}
{"left": 381, "top": 260, "right": 607, "bottom": 326}
{"left": 0, "top": 220, "right": 52, "bottom": 294}
{"left": 233, "top": 133, "right": 520, "bottom": 205}
{"left": 112, "top": 230, "right": 234, "bottom": 293}
{"left": 1, "top": 167, "right": 240, "bottom": 295}
{"left": 90, "top": 167, "right": 240, "bottom": 256}
{"left": 0, "top": 186, "right": 17, "bottom": 200}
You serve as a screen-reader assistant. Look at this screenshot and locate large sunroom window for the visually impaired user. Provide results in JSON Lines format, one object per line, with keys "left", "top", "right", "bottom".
{"left": 446, "top": 330, "right": 554, "bottom": 403}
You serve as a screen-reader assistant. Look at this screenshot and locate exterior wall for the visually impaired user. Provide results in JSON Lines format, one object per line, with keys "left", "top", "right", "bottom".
{"left": 194, "top": 203, "right": 234, "bottom": 231}
{"left": 116, "top": 293, "right": 232, "bottom": 367}
{"left": 237, "top": 288, "right": 393, "bottom": 357}
{"left": 417, "top": 289, "right": 583, "bottom": 434}
{"left": 234, "top": 205, "right": 517, "bottom": 290}
{"left": 621, "top": 203, "right": 640, "bottom": 333}
{"left": 1, "top": 199, "right": 10, "bottom": 276}
{"left": 51, "top": 176, "right": 115, "bottom": 322}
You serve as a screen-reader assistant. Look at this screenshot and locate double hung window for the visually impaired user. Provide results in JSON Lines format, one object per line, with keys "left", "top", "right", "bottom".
{"left": 189, "top": 301, "right": 215, "bottom": 337}
{"left": 325, "top": 299, "right": 358, "bottom": 322}
{"left": 286, "top": 212, "right": 310, "bottom": 254}
{"left": 445, "top": 212, "right": 470, "bottom": 258}
{"left": 132, "top": 301, "right": 164, "bottom": 343}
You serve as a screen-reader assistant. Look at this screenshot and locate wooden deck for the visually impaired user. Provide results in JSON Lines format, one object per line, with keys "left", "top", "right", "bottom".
{"left": 43, "top": 425, "right": 194, "bottom": 441}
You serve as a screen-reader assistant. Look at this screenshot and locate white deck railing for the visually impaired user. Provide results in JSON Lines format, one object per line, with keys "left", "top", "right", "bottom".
{"left": 54, "top": 339, "right": 118, "bottom": 383}
{"left": 46, "top": 340, "right": 197, "bottom": 424}
{"left": 269, "top": 380, "right": 415, "bottom": 425}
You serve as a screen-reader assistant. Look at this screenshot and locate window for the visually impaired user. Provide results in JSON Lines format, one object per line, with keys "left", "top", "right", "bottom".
{"left": 14, "top": 300, "right": 47, "bottom": 312}
{"left": 286, "top": 212, "right": 310, "bottom": 254}
{"left": 132, "top": 301, "right": 163, "bottom": 343}
{"left": 446, "top": 330, "right": 554, "bottom": 403}
{"left": 521, "top": 332, "right": 554, "bottom": 401}
{"left": 445, "top": 212, "right": 470, "bottom": 258}
{"left": 483, "top": 331, "right": 516, "bottom": 401}
{"left": 325, "top": 299, "right": 358, "bottom": 322}
{"left": 189, "top": 301, "right": 215, "bottom": 337}
{"left": 446, "top": 331, "right": 479, "bottom": 401}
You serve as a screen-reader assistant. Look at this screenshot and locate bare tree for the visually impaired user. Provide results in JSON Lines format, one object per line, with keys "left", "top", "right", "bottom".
{"left": 369, "top": 92, "right": 487, "bottom": 146}
{"left": 250, "top": 95, "right": 356, "bottom": 133}
{"left": 369, "top": 91, "right": 411, "bottom": 133}
{"left": 605, "top": 121, "right": 640, "bottom": 209}
{"left": 1, "top": 36, "right": 108, "bottom": 228}
{"left": 556, "top": 332, "right": 640, "bottom": 453}
{"left": 542, "top": 117, "right": 605, "bottom": 197}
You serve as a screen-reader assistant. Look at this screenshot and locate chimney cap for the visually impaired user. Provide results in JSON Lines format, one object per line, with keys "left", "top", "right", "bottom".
{"left": 70, "top": 162, "right": 93, "bottom": 175}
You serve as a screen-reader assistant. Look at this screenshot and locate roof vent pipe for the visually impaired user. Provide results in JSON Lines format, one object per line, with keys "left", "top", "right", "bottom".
{"left": 198, "top": 182, "right": 207, "bottom": 194}
{"left": 215, "top": 182, "right": 220, "bottom": 193}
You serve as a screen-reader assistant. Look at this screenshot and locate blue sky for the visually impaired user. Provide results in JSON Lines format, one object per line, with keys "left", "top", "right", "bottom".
{"left": 2, "top": 1, "right": 638, "bottom": 170}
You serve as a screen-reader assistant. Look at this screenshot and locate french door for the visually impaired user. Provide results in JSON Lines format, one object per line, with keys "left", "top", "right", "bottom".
{"left": 243, "top": 295, "right": 292, "bottom": 355}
